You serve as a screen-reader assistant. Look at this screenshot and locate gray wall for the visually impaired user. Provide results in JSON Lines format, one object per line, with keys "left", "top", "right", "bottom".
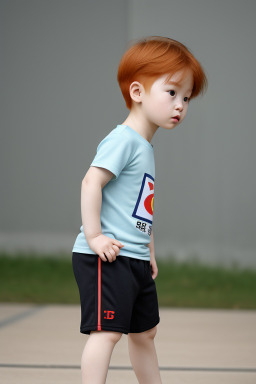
{"left": 1, "top": 0, "right": 256, "bottom": 268}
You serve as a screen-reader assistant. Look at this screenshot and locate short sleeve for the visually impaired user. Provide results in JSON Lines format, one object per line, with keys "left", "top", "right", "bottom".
{"left": 90, "top": 133, "right": 134, "bottom": 180}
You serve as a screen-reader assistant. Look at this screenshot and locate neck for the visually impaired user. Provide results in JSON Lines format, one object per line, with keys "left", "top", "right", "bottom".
{"left": 122, "top": 106, "right": 159, "bottom": 143}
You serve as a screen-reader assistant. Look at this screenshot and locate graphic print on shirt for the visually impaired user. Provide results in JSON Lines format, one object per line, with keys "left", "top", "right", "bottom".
{"left": 132, "top": 173, "right": 154, "bottom": 235}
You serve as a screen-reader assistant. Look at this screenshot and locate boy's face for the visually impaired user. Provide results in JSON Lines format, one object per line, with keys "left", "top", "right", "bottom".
{"left": 141, "top": 69, "right": 194, "bottom": 130}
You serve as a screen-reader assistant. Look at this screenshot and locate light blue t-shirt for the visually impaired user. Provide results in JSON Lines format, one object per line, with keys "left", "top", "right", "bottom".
{"left": 72, "top": 124, "right": 155, "bottom": 260}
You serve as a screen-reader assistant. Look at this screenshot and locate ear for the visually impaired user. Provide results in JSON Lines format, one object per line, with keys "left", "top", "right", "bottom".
{"left": 129, "top": 81, "right": 144, "bottom": 104}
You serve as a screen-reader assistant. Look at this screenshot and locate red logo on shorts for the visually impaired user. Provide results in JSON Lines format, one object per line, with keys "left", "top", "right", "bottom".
{"left": 104, "top": 310, "right": 115, "bottom": 320}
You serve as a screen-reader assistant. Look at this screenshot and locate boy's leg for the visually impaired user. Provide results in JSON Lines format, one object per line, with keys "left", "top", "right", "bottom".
{"left": 81, "top": 331, "right": 122, "bottom": 384}
{"left": 128, "top": 326, "right": 162, "bottom": 384}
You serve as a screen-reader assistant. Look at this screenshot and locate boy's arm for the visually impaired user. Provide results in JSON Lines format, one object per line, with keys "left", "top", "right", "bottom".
{"left": 149, "top": 228, "right": 158, "bottom": 279}
{"left": 81, "top": 166, "right": 124, "bottom": 262}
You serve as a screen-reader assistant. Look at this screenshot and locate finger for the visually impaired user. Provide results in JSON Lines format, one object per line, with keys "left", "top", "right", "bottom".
{"left": 112, "top": 245, "right": 120, "bottom": 256}
{"left": 106, "top": 249, "right": 116, "bottom": 262}
{"left": 109, "top": 248, "right": 117, "bottom": 260}
{"left": 113, "top": 239, "right": 124, "bottom": 248}
{"left": 105, "top": 250, "right": 114, "bottom": 263}
{"left": 151, "top": 265, "right": 158, "bottom": 279}
{"left": 99, "top": 252, "right": 107, "bottom": 262}
{"left": 152, "top": 269, "right": 158, "bottom": 279}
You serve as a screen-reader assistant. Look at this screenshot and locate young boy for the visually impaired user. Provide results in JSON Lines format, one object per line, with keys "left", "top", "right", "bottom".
{"left": 72, "top": 36, "right": 207, "bottom": 383}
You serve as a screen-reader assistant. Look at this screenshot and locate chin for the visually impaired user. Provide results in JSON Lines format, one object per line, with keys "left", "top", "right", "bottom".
{"left": 161, "top": 123, "right": 177, "bottom": 130}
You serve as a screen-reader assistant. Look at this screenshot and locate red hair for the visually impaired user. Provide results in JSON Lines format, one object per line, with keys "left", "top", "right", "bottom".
{"left": 117, "top": 36, "right": 208, "bottom": 109}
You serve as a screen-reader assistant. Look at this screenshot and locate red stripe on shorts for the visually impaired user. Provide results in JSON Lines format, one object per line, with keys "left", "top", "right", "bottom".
{"left": 97, "top": 258, "right": 102, "bottom": 331}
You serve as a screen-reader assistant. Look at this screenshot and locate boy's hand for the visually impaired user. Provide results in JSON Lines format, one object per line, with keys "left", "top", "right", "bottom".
{"left": 87, "top": 234, "right": 124, "bottom": 263}
{"left": 150, "top": 257, "right": 158, "bottom": 280}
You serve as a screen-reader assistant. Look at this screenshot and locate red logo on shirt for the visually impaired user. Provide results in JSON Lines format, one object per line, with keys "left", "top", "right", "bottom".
{"left": 144, "top": 181, "right": 154, "bottom": 215}
{"left": 132, "top": 173, "right": 154, "bottom": 224}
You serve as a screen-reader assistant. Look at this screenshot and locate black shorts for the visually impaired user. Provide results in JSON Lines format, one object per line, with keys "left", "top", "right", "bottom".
{"left": 72, "top": 252, "right": 160, "bottom": 335}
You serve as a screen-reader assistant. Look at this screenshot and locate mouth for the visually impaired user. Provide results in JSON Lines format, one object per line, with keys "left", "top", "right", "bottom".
{"left": 172, "top": 115, "right": 180, "bottom": 122}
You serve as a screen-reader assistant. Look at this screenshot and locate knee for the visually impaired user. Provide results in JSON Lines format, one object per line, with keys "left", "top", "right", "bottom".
{"left": 143, "top": 326, "right": 157, "bottom": 340}
{"left": 90, "top": 330, "right": 122, "bottom": 346}
{"left": 147, "top": 325, "right": 158, "bottom": 339}
{"left": 129, "top": 326, "right": 158, "bottom": 344}
{"left": 104, "top": 331, "right": 122, "bottom": 345}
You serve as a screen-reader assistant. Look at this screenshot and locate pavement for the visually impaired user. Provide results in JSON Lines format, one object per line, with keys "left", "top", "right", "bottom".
{"left": 0, "top": 304, "right": 256, "bottom": 383}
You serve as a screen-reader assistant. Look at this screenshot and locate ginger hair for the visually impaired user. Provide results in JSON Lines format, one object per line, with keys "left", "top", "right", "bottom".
{"left": 117, "top": 36, "right": 207, "bottom": 109}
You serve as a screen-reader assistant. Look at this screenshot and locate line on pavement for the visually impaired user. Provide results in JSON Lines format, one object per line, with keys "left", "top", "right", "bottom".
{"left": 0, "top": 364, "right": 256, "bottom": 373}
{"left": 0, "top": 306, "right": 46, "bottom": 329}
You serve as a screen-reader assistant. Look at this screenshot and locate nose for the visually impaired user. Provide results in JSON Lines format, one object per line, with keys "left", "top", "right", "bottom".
{"left": 175, "top": 98, "right": 184, "bottom": 112}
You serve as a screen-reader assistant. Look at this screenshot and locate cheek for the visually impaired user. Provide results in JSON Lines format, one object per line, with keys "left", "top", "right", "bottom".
{"left": 158, "top": 97, "right": 172, "bottom": 116}
{"left": 144, "top": 91, "right": 170, "bottom": 118}
{"left": 151, "top": 93, "right": 169, "bottom": 111}
{"left": 145, "top": 94, "right": 162, "bottom": 113}
{"left": 152, "top": 101, "right": 167, "bottom": 118}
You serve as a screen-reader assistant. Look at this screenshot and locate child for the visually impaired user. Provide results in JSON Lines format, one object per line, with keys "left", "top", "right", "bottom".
{"left": 72, "top": 36, "right": 207, "bottom": 383}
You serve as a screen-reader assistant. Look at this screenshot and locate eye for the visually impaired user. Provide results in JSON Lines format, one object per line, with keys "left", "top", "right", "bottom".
{"left": 184, "top": 97, "right": 190, "bottom": 102}
{"left": 169, "top": 90, "right": 175, "bottom": 96}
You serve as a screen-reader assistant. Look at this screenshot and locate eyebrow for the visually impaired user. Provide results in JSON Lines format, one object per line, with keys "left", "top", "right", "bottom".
{"left": 166, "top": 81, "right": 180, "bottom": 86}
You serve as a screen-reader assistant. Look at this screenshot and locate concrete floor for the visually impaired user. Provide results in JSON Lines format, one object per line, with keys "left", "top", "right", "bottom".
{"left": 0, "top": 304, "right": 256, "bottom": 383}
